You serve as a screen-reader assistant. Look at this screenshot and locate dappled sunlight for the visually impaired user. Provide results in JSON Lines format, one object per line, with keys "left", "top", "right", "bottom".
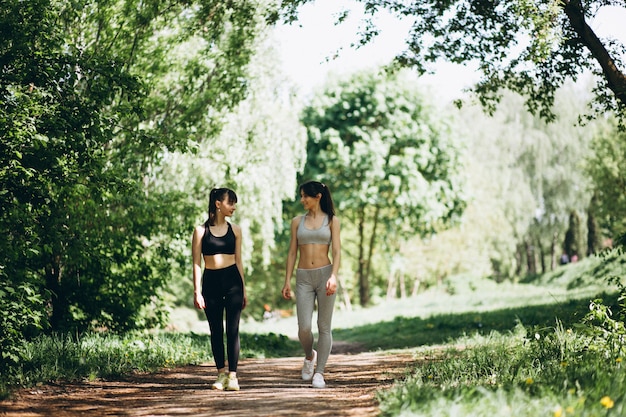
{"left": 2, "top": 352, "right": 417, "bottom": 417}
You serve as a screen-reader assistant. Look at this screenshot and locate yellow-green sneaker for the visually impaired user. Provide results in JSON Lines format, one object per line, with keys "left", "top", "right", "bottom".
{"left": 225, "top": 376, "right": 240, "bottom": 391}
{"left": 211, "top": 373, "right": 228, "bottom": 390}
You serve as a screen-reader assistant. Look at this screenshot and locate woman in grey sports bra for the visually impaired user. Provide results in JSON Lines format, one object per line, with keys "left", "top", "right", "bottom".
{"left": 282, "top": 180, "right": 341, "bottom": 389}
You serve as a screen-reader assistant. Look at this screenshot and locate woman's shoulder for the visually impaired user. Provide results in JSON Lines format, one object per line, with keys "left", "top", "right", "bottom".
{"left": 229, "top": 222, "right": 242, "bottom": 235}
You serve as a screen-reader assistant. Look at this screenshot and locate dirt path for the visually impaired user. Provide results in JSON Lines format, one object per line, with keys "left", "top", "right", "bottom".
{"left": 0, "top": 349, "right": 415, "bottom": 417}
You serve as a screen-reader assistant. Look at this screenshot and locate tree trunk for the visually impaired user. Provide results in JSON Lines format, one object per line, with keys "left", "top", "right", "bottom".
{"left": 550, "top": 231, "right": 558, "bottom": 271}
{"left": 386, "top": 270, "right": 396, "bottom": 300}
{"left": 587, "top": 195, "right": 602, "bottom": 256}
{"left": 525, "top": 240, "right": 536, "bottom": 275}
{"left": 357, "top": 207, "right": 369, "bottom": 306}
{"left": 514, "top": 242, "right": 524, "bottom": 276}
{"left": 45, "top": 255, "right": 65, "bottom": 331}
{"left": 362, "top": 203, "right": 381, "bottom": 306}
{"left": 536, "top": 237, "right": 546, "bottom": 274}
{"left": 337, "top": 277, "right": 352, "bottom": 311}
{"left": 562, "top": 0, "right": 626, "bottom": 106}
{"left": 411, "top": 277, "right": 420, "bottom": 296}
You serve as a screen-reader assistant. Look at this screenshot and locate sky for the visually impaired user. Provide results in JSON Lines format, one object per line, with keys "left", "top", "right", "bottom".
{"left": 274, "top": 1, "right": 626, "bottom": 102}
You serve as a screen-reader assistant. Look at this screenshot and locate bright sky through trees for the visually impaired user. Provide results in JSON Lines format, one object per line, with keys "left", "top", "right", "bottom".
{"left": 275, "top": 0, "right": 626, "bottom": 102}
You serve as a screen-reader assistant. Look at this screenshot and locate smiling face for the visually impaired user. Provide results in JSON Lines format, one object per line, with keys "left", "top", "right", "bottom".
{"left": 300, "top": 190, "right": 321, "bottom": 211}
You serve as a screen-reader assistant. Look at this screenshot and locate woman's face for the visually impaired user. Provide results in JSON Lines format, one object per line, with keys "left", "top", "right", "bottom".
{"left": 217, "top": 196, "right": 237, "bottom": 217}
{"left": 300, "top": 190, "right": 320, "bottom": 210}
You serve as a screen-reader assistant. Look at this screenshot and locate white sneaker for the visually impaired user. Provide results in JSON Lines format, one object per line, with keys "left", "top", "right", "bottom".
{"left": 211, "top": 372, "right": 228, "bottom": 390}
{"left": 301, "top": 350, "right": 317, "bottom": 381}
{"left": 225, "top": 376, "right": 240, "bottom": 391}
{"left": 312, "top": 372, "right": 325, "bottom": 388}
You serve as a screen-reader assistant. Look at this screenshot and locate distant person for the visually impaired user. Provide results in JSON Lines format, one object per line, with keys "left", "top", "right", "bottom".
{"left": 282, "top": 181, "right": 341, "bottom": 389}
{"left": 192, "top": 188, "right": 247, "bottom": 391}
{"left": 571, "top": 253, "right": 579, "bottom": 263}
{"left": 560, "top": 253, "right": 570, "bottom": 265}
{"left": 263, "top": 304, "right": 275, "bottom": 321}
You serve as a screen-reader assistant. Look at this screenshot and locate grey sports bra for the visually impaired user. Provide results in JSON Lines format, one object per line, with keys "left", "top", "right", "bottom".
{"left": 297, "top": 214, "right": 331, "bottom": 245}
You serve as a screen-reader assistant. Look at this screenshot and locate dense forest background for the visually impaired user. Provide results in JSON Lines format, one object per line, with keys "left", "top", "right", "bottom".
{"left": 2, "top": 0, "right": 626, "bottom": 375}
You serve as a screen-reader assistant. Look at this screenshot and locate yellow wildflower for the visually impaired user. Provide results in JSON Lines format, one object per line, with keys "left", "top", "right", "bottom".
{"left": 553, "top": 406, "right": 562, "bottom": 417}
{"left": 525, "top": 377, "right": 534, "bottom": 385}
{"left": 616, "top": 357, "right": 622, "bottom": 363}
{"left": 600, "top": 396, "right": 614, "bottom": 409}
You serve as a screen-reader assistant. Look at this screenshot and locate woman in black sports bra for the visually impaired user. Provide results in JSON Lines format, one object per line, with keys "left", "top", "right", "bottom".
{"left": 192, "top": 188, "right": 247, "bottom": 391}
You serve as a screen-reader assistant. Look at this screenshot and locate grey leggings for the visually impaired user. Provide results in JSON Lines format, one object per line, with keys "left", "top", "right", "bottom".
{"left": 295, "top": 264, "right": 336, "bottom": 374}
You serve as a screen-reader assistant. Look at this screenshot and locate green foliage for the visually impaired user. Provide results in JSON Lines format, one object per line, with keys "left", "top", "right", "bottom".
{"left": 378, "top": 322, "right": 626, "bottom": 416}
{"left": 300, "top": 68, "right": 467, "bottom": 305}
{"left": 0, "top": 330, "right": 298, "bottom": 397}
{"left": 0, "top": 279, "right": 45, "bottom": 380}
{"left": 1, "top": 0, "right": 283, "bottom": 341}
{"left": 333, "top": 294, "right": 607, "bottom": 351}
{"left": 370, "top": 248, "right": 626, "bottom": 416}
{"left": 446, "top": 87, "right": 598, "bottom": 280}
{"left": 576, "top": 246, "right": 626, "bottom": 358}
{"left": 281, "top": 0, "right": 626, "bottom": 124}
{"left": 155, "top": 24, "right": 308, "bottom": 316}
{"left": 586, "top": 125, "right": 626, "bottom": 238}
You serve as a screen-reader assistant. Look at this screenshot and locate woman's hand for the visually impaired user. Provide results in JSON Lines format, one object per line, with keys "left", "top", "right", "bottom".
{"left": 281, "top": 284, "right": 292, "bottom": 300}
{"left": 326, "top": 274, "right": 338, "bottom": 296}
{"left": 242, "top": 294, "right": 248, "bottom": 310}
{"left": 194, "top": 293, "right": 206, "bottom": 310}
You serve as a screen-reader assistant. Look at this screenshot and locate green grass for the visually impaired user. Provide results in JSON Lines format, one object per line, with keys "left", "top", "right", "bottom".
{"left": 377, "top": 323, "right": 626, "bottom": 417}
{"left": 332, "top": 292, "right": 619, "bottom": 351}
{"left": 0, "top": 331, "right": 299, "bottom": 398}
{"left": 3, "top": 250, "right": 625, "bottom": 416}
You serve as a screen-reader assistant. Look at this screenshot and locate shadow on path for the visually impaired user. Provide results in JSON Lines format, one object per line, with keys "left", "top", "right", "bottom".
{"left": 1, "top": 351, "right": 416, "bottom": 417}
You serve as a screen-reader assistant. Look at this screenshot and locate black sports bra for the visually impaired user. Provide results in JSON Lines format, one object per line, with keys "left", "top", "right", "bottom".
{"left": 201, "top": 223, "right": 236, "bottom": 256}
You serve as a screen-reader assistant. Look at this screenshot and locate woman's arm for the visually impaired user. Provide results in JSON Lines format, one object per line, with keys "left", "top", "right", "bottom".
{"left": 330, "top": 216, "right": 341, "bottom": 276}
{"left": 326, "top": 216, "right": 341, "bottom": 296}
{"left": 233, "top": 223, "right": 247, "bottom": 309}
{"left": 191, "top": 225, "right": 205, "bottom": 309}
{"left": 282, "top": 217, "right": 299, "bottom": 300}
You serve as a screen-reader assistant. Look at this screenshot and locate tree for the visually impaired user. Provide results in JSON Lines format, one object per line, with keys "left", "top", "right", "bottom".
{"left": 1, "top": 0, "right": 281, "bottom": 332}
{"left": 300, "top": 69, "right": 466, "bottom": 306}
{"left": 277, "top": 0, "right": 626, "bottom": 125}
{"left": 564, "top": 210, "right": 584, "bottom": 259}
{"left": 586, "top": 193, "right": 605, "bottom": 255}
{"left": 586, "top": 125, "right": 626, "bottom": 239}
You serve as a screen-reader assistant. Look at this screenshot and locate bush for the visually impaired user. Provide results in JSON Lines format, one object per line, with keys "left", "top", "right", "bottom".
{"left": 0, "top": 278, "right": 45, "bottom": 391}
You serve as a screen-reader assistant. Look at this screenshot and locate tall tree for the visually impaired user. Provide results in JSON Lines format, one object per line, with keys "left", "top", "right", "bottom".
{"left": 277, "top": 0, "right": 626, "bottom": 125}
{"left": 300, "top": 69, "right": 466, "bottom": 306}
{"left": 1, "top": 0, "right": 281, "bottom": 332}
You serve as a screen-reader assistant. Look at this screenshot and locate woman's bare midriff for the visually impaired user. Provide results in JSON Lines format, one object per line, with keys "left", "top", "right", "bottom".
{"left": 204, "top": 254, "right": 236, "bottom": 270}
{"left": 297, "top": 243, "right": 331, "bottom": 269}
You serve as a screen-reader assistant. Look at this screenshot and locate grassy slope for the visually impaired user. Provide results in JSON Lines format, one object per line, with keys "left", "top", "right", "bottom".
{"left": 241, "top": 251, "right": 623, "bottom": 350}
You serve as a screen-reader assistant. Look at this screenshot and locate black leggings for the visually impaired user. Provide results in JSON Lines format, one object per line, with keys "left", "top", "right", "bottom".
{"left": 202, "top": 264, "right": 244, "bottom": 372}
